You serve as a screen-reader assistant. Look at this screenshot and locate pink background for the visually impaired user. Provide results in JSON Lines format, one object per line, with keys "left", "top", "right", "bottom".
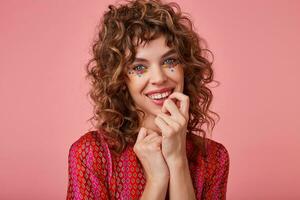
{"left": 1, "top": 0, "right": 299, "bottom": 199}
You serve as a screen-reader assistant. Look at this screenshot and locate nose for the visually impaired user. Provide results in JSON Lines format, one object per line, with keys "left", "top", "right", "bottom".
{"left": 149, "top": 64, "right": 168, "bottom": 85}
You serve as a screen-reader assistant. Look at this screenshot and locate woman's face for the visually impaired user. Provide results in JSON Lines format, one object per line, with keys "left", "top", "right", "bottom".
{"left": 125, "top": 35, "right": 184, "bottom": 130}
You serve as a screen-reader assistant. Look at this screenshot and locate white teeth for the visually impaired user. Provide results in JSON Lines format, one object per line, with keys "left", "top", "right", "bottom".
{"left": 147, "top": 90, "right": 172, "bottom": 100}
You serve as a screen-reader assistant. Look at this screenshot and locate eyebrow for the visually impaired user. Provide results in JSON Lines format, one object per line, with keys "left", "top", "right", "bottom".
{"left": 133, "top": 49, "right": 177, "bottom": 63}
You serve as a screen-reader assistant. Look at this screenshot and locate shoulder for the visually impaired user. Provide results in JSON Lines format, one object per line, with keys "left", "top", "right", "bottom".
{"left": 196, "top": 138, "right": 230, "bottom": 198}
{"left": 187, "top": 134, "right": 229, "bottom": 163}
{"left": 67, "top": 131, "right": 111, "bottom": 197}
{"left": 204, "top": 138, "right": 230, "bottom": 175}
{"left": 69, "top": 131, "right": 98, "bottom": 153}
{"left": 68, "top": 130, "right": 108, "bottom": 163}
{"left": 205, "top": 138, "right": 229, "bottom": 161}
{"left": 205, "top": 138, "right": 230, "bottom": 166}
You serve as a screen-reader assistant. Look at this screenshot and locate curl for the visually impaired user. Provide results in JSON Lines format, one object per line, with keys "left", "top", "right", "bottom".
{"left": 85, "top": 0, "right": 219, "bottom": 159}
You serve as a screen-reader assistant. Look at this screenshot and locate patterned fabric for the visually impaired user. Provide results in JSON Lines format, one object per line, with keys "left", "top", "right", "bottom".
{"left": 66, "top": 130, "right": 229, "bottom": 200}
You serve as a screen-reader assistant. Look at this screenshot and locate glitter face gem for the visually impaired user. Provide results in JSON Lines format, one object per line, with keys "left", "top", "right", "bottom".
{"left": 128, "top": 65, "right": 147, "bottom": 77}
{"left": 128, "top": 58, "right": 179, "bottom": 77}
{"left": 162, "top": 58, "right": 179, "bottom": 72}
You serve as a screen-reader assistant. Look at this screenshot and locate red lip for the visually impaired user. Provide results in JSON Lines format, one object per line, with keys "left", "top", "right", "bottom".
{"left": 144, "top": 88, "right": 174, "bottom": 95}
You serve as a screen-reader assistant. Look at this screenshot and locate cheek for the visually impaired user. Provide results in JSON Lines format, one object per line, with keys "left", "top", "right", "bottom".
{"left": 126, "top": 77, "right": 147, "bottom": 96}
{"left": 165, "top": 66, "right": 184, "bottom": 82}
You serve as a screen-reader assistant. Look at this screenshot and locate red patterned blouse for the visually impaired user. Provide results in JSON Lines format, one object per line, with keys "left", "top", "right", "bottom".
{"left": 66, "top": 130, "right": 229, "bottom": 200}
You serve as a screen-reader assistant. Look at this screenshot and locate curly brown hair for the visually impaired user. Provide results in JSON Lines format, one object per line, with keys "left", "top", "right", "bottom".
{"left": 85, "top": 0, "right": 219, "bottom": 159}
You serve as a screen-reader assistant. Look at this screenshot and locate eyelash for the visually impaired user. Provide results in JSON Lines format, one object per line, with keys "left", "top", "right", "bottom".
{"left": 132, "top": 57, "right": 179, "bottom": 73}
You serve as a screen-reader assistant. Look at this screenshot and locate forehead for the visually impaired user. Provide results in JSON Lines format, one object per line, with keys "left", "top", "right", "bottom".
{"left": 133, "top": 35, "right": 175, "bottom": 59}
{"left": 123, "top": 34, "right": 178, "bottom": 69}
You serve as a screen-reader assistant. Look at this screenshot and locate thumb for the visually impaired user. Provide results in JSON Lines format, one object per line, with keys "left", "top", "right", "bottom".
{"left": 136, "top": 127, "right": 147, "bottom": 142}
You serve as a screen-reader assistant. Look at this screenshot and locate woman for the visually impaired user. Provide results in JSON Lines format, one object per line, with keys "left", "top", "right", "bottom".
{"left": 66, "top": 0, "right": 229, "bottom": 199}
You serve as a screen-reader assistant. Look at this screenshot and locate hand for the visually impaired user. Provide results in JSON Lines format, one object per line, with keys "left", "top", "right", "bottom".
{"left": 133, "top": 127, "right": 170, "bottom": 183}
{"left": 154, "top": 92, "right": 190, "bottom": 165}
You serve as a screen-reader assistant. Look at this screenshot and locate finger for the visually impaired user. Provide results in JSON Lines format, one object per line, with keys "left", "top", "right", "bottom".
{"left": 154, "top": 115, "right": 173, "bottom": 137}
{"left": 144, "top": 132, "right": 159, "bottom": 142}
{"left": 168, "top": 92, "right": 189, "bottom": 119}
{"left": 149, "top": 137, "right": 162, "bottom": 151}
{"left": 136, "top": 127, "right": 147, "bottom": 142}
{"left": 161, "top": 98, "right": 178, "bottom": 113}
{"left": 149, "top": 135, "right": 162, "bottom": 144}
{"left": 162, "top": 99, "right": 183, "bottom": 121}
{"left": 144, "top": 129, "right": 160, "bottom": 142}
{"left": 157, "top": 112, "right": 182, "bottom": 131}
{"left": 147, "top": 129, "right": 161, "bottom": 136}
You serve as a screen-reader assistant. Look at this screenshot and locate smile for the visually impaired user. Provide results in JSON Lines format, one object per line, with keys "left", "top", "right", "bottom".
{"left": 147, "top": 90, "right": 172, "bottom": 100}
{"left": 145, "top": 89, "right": 174, "bottom": 106}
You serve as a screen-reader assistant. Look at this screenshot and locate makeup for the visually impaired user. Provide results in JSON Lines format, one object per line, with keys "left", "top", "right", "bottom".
{"left": 162, "top": 58, "right": 179, "bottom": 72}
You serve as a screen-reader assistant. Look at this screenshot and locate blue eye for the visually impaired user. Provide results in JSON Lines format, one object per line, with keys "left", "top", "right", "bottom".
{"left": 132, "top": 64, "right": 148, "bottom": 74}
{"left": 129, "top": 58, "right": 179, "bottom": 75}
{"left": 163, "top": 58, "right": 179, "bottom": 67}
{"left": 133, "top": 64, "right": 145, "bottom": 70}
